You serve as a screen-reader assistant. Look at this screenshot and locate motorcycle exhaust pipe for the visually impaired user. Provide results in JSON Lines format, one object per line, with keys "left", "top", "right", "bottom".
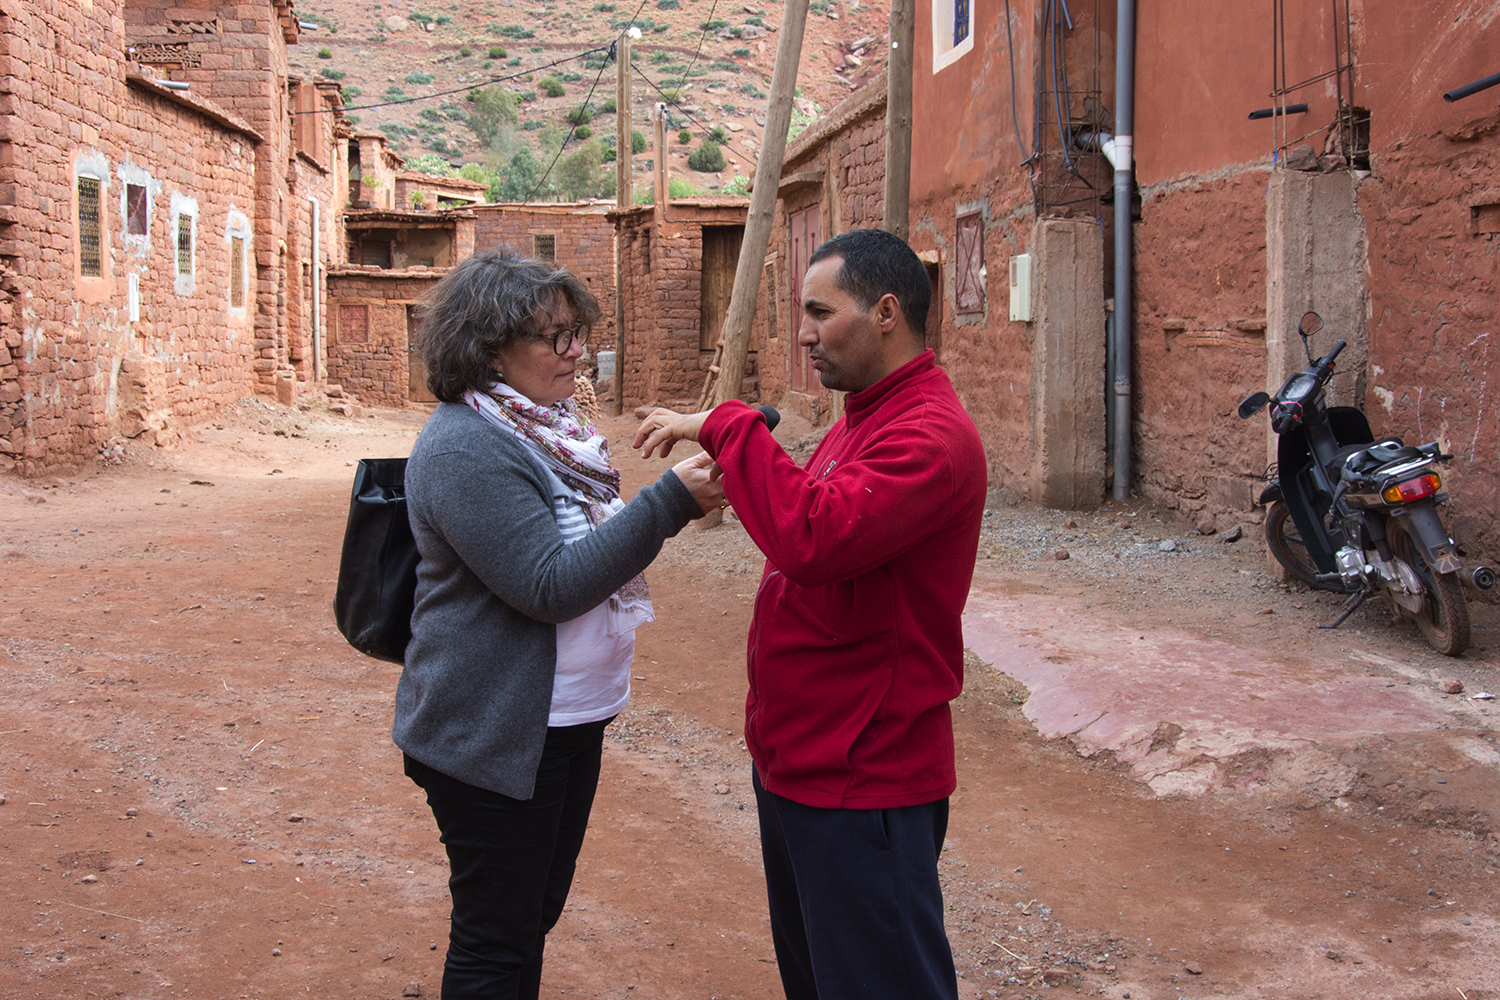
{"left": 1471, "top": 566, "right": 1497, "bottom": 591}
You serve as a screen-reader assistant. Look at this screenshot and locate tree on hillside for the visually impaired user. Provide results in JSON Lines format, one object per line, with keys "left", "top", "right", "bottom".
{"left": 406, "top": 152, "right": 454, "bottom": 176}
{"left": 554, "top": 139, "right": 613, "bottom": 201}
{"left": 499, "top": 146, "right": 545, "bottom": 201}
{"left": 465, "top": 86, "right": 518, "bottom": 146}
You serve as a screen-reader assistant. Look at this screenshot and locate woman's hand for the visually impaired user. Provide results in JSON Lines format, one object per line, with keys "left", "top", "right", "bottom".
{"left": 671, "top": 450, "right": 727, "bottom": 515}
{"left": 635, "top": 408, "right": 711, "bottom": 459}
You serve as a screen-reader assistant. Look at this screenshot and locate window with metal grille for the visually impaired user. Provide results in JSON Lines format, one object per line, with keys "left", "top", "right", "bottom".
{"left": 176, "top": 214, "right": 193, "bottom": 275}
{"left": 230, "top": 235, "right": 246, "bottom": 308}
{"left": 931, "top": 0, "right": 974, "bottom": 73}
{"left": 126, "top": 184, "right": 148, "bottom": 236}
{"left": 954, "top": 0, "right": 969, "bottom": 46}
{"left": 78, "top": 176, "right": 102, "bottom": 277}
{"left": 533, "top": 234, "right": 556, "bottom": 261}
{"left": 955, "top": 212, "right": 984, "bottom": 314}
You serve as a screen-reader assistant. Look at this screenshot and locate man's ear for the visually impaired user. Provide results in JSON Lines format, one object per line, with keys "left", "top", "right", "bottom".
{"left": 873, "top": 293, "right": 902, "bottom": 333}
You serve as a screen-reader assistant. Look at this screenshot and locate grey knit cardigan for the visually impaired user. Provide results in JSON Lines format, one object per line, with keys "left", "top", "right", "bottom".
{"left": 392, "top": 402, "right": 704, "bottom": 799}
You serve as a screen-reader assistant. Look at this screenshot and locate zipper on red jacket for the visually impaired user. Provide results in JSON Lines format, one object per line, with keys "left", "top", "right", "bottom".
{"left": 744, "top": 569, "right": 780, "bottom": 744}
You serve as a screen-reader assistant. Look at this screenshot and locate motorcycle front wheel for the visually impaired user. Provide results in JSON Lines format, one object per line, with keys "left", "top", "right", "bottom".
{"left": 1387, "top": 519, "right": 1471, "bottom": 656}
{"left": 1265, "top": 501, "right": 1347, "bottom": 592}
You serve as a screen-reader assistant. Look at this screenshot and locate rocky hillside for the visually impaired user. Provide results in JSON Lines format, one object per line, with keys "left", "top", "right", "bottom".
{"left": 288, "top": 0, "right": 889, "bottom": 201}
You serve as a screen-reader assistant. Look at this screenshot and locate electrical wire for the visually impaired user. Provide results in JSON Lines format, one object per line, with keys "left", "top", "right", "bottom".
{"left": 630, "top": 62, "right": 758, "bottom": 172}
{"left": 293, "top": 46, "right": 612, "bottom": 115}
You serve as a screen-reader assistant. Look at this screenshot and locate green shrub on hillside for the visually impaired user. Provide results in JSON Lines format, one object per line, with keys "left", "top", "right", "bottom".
{"left": 700, "top": 19, "right": 729, "bottom": 31}
{"left": 317, "top": 47, "right": 333, "bottom": 59}
{"left": 632, "top": 129, "right": 647, "bottom": 153}
{"left": 739, "top": 82, "right": 766, "bottom": 98}
{"left": 341, "top": 86, "right": 362, "bottom": 101}
{"left": 560, "top": 72, "right": 583, "bottom": 83}
{"left": 406, "top": 71, "right": 437, "bottom": 84}
{"left": 708, "top": 125, "right": 728, "bottom": 143}
{"left": 489, "top": 46, "right": 507, "bottom": 58}
{"left": 599, "top": 97, "right": 617, "bottom": 114}
{"left": 688, "top": 141, "right": 725, "bottom": 172}
{"left": 657, "top": 0, "right": 679, "bottom": 7}
{"left": 573, "top": 125, "right": 593, "bottom": 140}
{"left": 383, "top": 85, "right": 409, "bottom": 100}
{"left": 564, "top": 105, "right": 592, "bottom": 126}
{"left": 732, "top": 48, "right": 750, "bottom": 58}
{"left": 320, "top": 68, "right": 347, "bottom": 80}
{"left": 459, "top": 45, "right": 473, "bottom": 56}
{"left": 539, "top": 77, "right": 566, "bottom": 97}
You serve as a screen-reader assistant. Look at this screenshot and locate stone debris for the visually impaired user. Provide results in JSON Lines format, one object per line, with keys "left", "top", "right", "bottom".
{"left": 1157, "top": 539, "right": 1177, "bottom": 552}
{"left": 1443, "top": 679, "right": 1465, "bottom": 694}
{"left": 1185, "top": 961, "right": 1203, "bottom": 975}
{"left": 1221, "top": 525, "right": 1243, "bottom": 543}
{"left": 1054, "top": 549, "right": 1070, "bottom": 560}
{"left": 403, "top": 983, "right": 423, "bottom": 997}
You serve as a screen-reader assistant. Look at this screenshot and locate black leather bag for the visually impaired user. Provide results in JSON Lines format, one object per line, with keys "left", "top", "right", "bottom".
{"left": 334, "top": 458, "right": 419, "bottom": 664}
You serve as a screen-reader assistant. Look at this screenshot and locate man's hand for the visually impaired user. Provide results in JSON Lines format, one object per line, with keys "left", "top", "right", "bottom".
{"left": 634, "top": 407, "right": 711, "bottom": 459}
{"left": 671, "top": 450, "right": 727, "bottom": 514}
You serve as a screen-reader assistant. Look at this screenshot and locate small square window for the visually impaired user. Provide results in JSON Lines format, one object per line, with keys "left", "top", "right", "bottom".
{"left": 78, "top": 177, "right": 103, "bottom": 277}
{"left": 126, "top": 184, "right": 148, "bottom": 237}
{"left": 532, "top": 234, "right": 556, "bottom": 262}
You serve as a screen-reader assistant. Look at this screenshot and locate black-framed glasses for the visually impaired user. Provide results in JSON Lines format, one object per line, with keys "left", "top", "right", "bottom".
{"left": 543, "top": 321, "right": 589, "bottom": 355}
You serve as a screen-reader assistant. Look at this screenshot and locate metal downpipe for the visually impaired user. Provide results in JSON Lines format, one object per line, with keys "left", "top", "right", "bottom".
{"left": 1108, "top": 0, "right": 1136, "bottom": 501}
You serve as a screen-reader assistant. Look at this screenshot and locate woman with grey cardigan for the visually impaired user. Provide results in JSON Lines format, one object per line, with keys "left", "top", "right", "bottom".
{"left": 394, "top": 248, "right": 723, "bottom": 998}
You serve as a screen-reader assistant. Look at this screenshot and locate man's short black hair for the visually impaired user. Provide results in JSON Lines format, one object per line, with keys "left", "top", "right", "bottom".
{"left": 808, "top": 228, "right": 930, "bottom": 335}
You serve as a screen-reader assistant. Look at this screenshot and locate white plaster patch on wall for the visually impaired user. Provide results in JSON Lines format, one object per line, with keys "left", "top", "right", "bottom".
{"left": 1373, "top": 385, "right": 1395, "bottom": 412}
{"left": 170, "top": 191, "right": 200, "bottom": 297}
{"left": 116, "top": 159, "right": 161, "bottom": 259}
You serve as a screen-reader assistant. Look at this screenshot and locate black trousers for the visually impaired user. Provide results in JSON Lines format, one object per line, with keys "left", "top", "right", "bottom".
{"left": 404, "top": 717, "right": 611, "bottom": 1000}
{"left": 753, "top": 770, "right": 959, "bottom": 1000}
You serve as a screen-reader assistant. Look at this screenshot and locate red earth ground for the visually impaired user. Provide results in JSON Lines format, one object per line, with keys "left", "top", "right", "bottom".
{"left": 2, "top": 398, "right": 1498, "bottom": 1000}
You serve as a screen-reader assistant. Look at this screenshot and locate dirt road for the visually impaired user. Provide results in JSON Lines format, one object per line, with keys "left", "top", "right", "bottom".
{"left": 2, "top": 400, "right": 1497, "bottom": 999}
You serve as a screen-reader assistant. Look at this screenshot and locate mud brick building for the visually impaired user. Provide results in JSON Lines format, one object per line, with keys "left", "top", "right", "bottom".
{"left": 472, "top": 201, "right": 619, "bottom": 343}
{"left": 0, "top": 0, "right": 344, "bottom": 473}
{"left": 755, "top": 1, "right": 1500, "bottom": 565}
{"left": 611, "top": 195, "right": 761, "bottom": 410}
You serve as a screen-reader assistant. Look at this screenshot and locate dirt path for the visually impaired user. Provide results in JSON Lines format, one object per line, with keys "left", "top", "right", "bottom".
{"left": 2, "top": 401, "right": 1497, "bottom": 1000}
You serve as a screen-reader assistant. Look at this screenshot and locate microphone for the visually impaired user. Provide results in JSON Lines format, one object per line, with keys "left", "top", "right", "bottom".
{"left": 757, "top": 405, "right": 781, "bottom": 433}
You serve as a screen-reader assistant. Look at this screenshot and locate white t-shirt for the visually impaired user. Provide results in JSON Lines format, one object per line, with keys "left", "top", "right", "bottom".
{"left": 542, "top": 468, "right": 633, "bottom": 726}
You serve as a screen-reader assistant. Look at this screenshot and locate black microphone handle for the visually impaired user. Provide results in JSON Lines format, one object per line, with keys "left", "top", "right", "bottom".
{"left": 756, "top": 405, "right": 781, "bottom": 433}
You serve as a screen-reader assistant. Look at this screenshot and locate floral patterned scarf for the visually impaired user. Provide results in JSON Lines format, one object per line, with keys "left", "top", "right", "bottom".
{"left": 463, "top": 382, "right": 653, "bottom": 633}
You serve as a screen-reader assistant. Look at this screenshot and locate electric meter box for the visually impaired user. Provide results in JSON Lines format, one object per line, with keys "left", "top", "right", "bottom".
{"left": 1008, "top": 254, "right": 1033, "bottom": 322}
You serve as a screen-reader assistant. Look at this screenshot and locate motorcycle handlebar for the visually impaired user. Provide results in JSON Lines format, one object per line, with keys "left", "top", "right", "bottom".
{"left": 1318, "top": 340, "right": 1347, "bottom": 369}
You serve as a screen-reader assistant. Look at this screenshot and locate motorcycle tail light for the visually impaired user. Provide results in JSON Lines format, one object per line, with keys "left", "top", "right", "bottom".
{"left": 1382, "top": 472, "right": 1441, "bottom": 504}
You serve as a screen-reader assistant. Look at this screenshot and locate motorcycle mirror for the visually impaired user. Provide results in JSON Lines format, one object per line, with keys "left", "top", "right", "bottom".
{"left": 1297, "top": 311, "right": 1322, "bottom": 363}
{"left": 1238, "top": 391, "right": 1271, "bottom": 419}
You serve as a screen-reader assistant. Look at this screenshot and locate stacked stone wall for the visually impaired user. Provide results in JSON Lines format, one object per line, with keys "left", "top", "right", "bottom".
{"left": 326, "top": 269, "right": 442, "bottom": 408}
{"left": 472, "top": 205, "right": 618, "bottom": 346}
{"left": 0, "top": 1, "right": 263, "bottom": 473}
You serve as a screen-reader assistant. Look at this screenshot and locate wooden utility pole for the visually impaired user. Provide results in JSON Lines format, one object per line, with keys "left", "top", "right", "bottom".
{"left": 884, "top": 0, "right": 914, "bottom": 238}
{"left": 706, "top": 0, "right": 811, "bottom": 409}
{"left": 612, "top": 28, "right": 632, "bottom": 415}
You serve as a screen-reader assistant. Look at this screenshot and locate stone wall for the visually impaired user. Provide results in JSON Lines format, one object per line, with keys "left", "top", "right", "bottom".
{"left": 609, "top": 201, "right": 757, "bottom": 411}
{"left": 472, "top": 203, "right": 618, "bottom": 344}
{"left": 0, "top": 1, "right": 264, "bottom": 473}
{"left": 325, "top": 268, "right": 443, "bottom": 408}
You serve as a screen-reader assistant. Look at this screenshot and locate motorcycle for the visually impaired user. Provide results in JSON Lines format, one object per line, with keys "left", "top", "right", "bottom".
{"left": 1238, "top": 311, "right": 1494, "bottom": 656}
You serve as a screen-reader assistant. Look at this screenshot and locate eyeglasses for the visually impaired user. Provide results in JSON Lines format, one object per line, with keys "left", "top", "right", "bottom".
{"left": 541, "top": 320, "right": 589, "bottom": 355}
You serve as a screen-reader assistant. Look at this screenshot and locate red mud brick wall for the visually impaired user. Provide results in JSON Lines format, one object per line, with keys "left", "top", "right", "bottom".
{"left": 0, "top": 1, "right": 261, "bottom": 474}
{"left": 472, "top": 205, "right": 617, "bottom": 345}
{"left": 325, "top": 270, "right": 441, "bottom": 408}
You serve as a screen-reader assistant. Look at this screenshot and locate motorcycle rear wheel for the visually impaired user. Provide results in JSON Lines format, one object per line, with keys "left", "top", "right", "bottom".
{"left": 1387, "top": 520, "right": 1471, "bottom": 656}
{"left": 1265, "top": 501, "right": 1347, "bottom": 592}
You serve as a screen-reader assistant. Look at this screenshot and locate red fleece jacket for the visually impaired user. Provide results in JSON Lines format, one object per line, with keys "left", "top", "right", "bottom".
{"left": 699, "top": 351, "right": 987, "bottom": 809}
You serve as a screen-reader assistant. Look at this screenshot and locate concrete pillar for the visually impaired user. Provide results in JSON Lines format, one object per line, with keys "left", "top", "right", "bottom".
{"left": 1029, "top": 219, "right": 1107, "bottom": 509}
{"left": 1265, "top": 170, "right": 1368, "bottom": 412}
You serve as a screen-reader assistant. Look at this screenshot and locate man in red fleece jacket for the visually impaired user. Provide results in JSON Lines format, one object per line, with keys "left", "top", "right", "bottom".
{"left": 636, "top": 228, "right": 987, "bottom": 1000}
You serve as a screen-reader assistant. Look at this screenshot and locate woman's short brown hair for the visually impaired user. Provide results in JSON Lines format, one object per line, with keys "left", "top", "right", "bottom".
{"left": 416, "top": 247, "right": 602, "bottom": 403}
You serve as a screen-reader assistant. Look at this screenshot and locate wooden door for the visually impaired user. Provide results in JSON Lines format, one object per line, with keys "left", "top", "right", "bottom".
{"left": 700, "top": 226, "right": 744, "bottom": 351}
{"left": 787, "top": 205, "right": 821, "bottom": 392}
{"left": 408, "top": 305, "right": 436, "bottom": 402}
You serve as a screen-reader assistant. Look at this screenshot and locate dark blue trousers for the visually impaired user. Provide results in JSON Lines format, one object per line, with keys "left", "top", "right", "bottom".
{"left": 404, "top": 717, "right": 610, "bottom": 1000}
{"left": 753, "top": 770, "right": 960, "bottom": 1000}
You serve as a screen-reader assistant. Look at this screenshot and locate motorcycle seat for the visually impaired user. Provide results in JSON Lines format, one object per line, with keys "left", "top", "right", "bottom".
{"left": 1336, "top": 438, "right": 1425, "bottom": 478}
